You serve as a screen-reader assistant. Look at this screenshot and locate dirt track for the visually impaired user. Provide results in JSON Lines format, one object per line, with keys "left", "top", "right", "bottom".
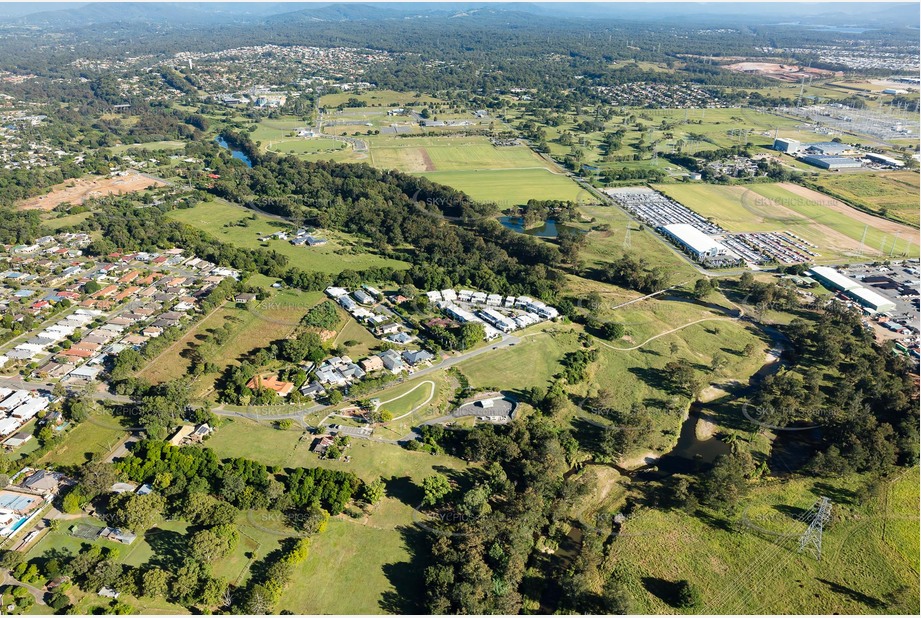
{"left": 18, "top": 172, "right": 166, "bottom": 211}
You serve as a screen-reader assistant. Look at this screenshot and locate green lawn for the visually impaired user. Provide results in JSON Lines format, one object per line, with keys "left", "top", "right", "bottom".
{"left": 206, "top": 419, "right": 471, "bottom": 483}
{"left": 419, "top": 168, "right": 586, "bottom": 205}
{"left": 278, "top": 518, "right": 423, "bottom": 614}
{"left": 167, "top": 198, "right": 409, "bottom": 274}
{"left": 38, "top": 412, "right": 127, "bottom": 466}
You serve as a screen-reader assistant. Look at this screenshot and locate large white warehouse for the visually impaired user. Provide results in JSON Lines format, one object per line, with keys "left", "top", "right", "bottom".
{"left": 661, "top": 224, "right": 728, "bottom": 260}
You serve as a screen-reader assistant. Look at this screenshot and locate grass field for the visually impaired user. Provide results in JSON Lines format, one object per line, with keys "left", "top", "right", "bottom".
{"left": 420, "top": 168, "right": 585, "bottom": 205}
{"left": 575, "top": 203, "right": 699, "bottom": 278}
{"left": 607, "top": 469, "right": 920, "bottom": 614}
{"left": 207, "top": 416, "right": 473, "bottom": 613}
{"left": 167, "top": 198, "right": 409, "bottom": 274}
{"left": 37, "top": 412, "right": 127, "bottom": 467}
{"left": 655, "top": 183, "right": 920, "bottom": 261}
{"left": 368, "top": 135, "right": 547, "bottom": 173}
{"left": 208, "top": 418, "right": 470, "bottom": 482}
{"left": 278, "top": 518, "right": 422, "bottom": 614}
{"left": 138, "top": 288, "right": 326, "bottom": 396}
{"left": 459, "top": 292, "right": 767, "bottom": 455}
{"left": 807, "top": 171, "right": 920, "bottom": 227}
{"left": 109, "top": 140, "right": 186, "bottom": 154}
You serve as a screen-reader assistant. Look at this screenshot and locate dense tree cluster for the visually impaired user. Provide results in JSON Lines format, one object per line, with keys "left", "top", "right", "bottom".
{"left": 755, "top": 306, "right": 919, "bottom": 475}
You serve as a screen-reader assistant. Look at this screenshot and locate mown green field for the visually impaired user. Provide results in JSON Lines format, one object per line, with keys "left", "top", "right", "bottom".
{"left": 608, "top": 469, "right": 920, "bottom": 614}
{"left": 420, "top": 168, "right": 585, "bottom": 205}
{"left": 167, "top": 198, "right": 409, "bottom": 274}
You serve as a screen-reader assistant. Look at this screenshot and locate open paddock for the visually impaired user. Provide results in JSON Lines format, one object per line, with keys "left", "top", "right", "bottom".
{"left": 167, "top": 198, "right": 409, "bottom": 274}
{"left": 419, "top": 168, "right": 585, "bottom": 205}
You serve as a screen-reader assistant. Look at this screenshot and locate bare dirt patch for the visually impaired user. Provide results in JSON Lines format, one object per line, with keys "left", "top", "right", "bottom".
{"left": 418, "top": 147, "right": 436, "bottom": 172}
{"left": 746, "top": 191, "right": 879, "bottom": 257}
{"left": 778, "top": 182, "right": 918, "bottom": 238}
{"left": 18, "top": 172, "right": 166, "bottom": 211}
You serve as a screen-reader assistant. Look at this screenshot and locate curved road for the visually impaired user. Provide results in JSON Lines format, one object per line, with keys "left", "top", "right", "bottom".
{"left": 376, "top": 380, "right": 436, "bottom": 421}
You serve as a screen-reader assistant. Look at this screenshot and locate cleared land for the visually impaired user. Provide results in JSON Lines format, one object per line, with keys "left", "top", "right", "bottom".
{"left": 459, "top": 291, "right": 766, "bottom": 455}
{"left": 207, "top": 418, "right": 474, "bottom": 614}
{"left": 37, "top": 412, "right": 127, "bottom": 467}
{"left": 420, "top": 168, "right": 585, "bottom": 205}
{"left": 369, "top": 135, "right": 547, "bottom": 173}
{"left": 139, "top": 288, "right": 326, "bottom": 397}
{"left": 609, "top": 469, "right": 919, "bottom": 614}
{"left": 167, "top": 198, "right": 409, "bottom": 274}
{"left": 655, "top": 182, "right": 920, "bottom": 261}
{"left": 17, "top": 172, "right": 166, "bottom": 211}
{"left": 806, "top": 171, "right": 920, "bottom": 226}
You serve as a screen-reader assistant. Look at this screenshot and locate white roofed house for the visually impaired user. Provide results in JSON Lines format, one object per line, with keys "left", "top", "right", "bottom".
{"left": 10, "top": 397, "right": 49, "bottom": 421}
{"left": 0, "top": 417, "right": 21, "bottom": 437}
{"left": 441, "top": 289, "right": 457, "bottom": 302}
{"left": 0, "top": 390, "right": 31, "bottom": 412}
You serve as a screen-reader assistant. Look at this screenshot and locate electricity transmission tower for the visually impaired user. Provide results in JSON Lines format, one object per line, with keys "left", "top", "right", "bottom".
{"left": 798, "top": 497, "right": 832, "bottom": 560}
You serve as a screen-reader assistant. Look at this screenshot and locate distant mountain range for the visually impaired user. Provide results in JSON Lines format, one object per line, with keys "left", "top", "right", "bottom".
{"left": 1, "top": 2, "right": 917, "bottom": 29}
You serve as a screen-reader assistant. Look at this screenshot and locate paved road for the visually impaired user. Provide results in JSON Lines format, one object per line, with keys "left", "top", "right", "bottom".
{"left": 213, "top": 333, "right": 520, "bottom": 422}
{"left": 0, "top": 572, "right": 47, "bottom": 605}
{"left": 0, "top": 376, "right": 131, "bottom": 404}
{"left": 377, "top": 380, "right": 436, "bottom": 421}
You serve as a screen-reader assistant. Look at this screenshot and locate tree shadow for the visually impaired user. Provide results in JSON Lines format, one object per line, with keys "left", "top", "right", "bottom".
{"left": 384, "top": 475, "right": 422, "bottom": 507}
{"left": 379, "top": 524, "right": 428, "bottom": 614}
{"left": 811, "top": 482, "right": 857, "bottom": 506}
{"left": 641, "top": 577, "right": 682, "bottom": 608}
{"left": 143, "top": 528, "right": 187, "bottom": 570}
{"left": 773, "top": 504, "right": 808, "bottom": 521}
{"left": 816, "top": 578, "right": 885, "bottom": 609}
{"left": 693, "top": 508, "right": 733, "bottom": 533}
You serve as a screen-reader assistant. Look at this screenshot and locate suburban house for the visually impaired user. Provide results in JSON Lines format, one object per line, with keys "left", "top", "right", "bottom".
{"left": 246, "top": 374, "right": 295, "bottom": 397}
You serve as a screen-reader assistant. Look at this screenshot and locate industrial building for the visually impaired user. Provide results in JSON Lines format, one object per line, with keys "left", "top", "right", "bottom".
{"left": 864, "top": 152, "right": 905, "bottom": 168}
{"left": 809, "top": 266, "right": 898, "bottom": 314}
{"left": 804, "top": 142, "right": 851, "bottom": 156}
{"left": 797, "top": 155, "right": 863, "bottom": 170}
{"left": 773, "top": 137, "right": 801, "bottom": 153}
{"left": 849, "top": 287, "right": 897, "bottom": 313}
{"left": 660, "top": 224, "right": 730, "bottom": 261}
{"left": 809, "top": 266, "right": 862, "bottom": 292}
